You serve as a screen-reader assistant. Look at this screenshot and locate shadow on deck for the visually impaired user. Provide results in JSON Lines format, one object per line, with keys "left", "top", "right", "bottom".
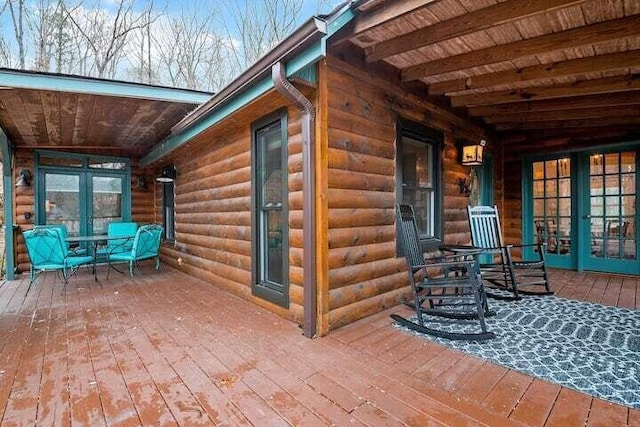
{"left": 0, "top": 267, "right": 638, "bottom": 425}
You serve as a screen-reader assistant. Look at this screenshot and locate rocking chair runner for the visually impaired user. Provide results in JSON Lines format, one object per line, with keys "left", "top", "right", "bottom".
{"left": 467, "top": 205, "right": 553, "bottom": 299}
{"left": 392, "top": 205, "right": 495, "bottom": 341}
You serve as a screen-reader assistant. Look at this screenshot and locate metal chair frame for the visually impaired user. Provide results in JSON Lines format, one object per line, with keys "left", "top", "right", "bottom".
{"left": 107, "top": 224, "right": 163, "bottom": 278}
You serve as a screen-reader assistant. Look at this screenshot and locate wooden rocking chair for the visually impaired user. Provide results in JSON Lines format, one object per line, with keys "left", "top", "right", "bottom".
{"left": 391, "top": 205, "right": 495, "bottom": 341}
{"left": 467, "top": 205, "right": 553, "bottom": 300}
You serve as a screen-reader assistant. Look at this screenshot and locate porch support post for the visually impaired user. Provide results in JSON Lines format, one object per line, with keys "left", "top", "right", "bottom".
{"left": 0, "top": 128, "right": 15, "bottom": 280}
{"left": 272, "top": 61, "right": 317, "bottom": 338}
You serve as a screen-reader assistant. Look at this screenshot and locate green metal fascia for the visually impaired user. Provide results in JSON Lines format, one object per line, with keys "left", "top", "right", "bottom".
{"left": 0, "top": 127, "right": 15, "bottom": 280}
{"left": 0, "top": 69, "right": 211, "bottom": 104}
{"left": 141, "top": 6, "right": 356, "bottom": 167}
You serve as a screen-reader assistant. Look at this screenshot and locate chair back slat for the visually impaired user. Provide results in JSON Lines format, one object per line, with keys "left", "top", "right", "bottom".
{"left": 396, "top": 205, "right": 424, "bottom": 271}
{"left": 468, "top": 205, "right": 505, "bottom": 250}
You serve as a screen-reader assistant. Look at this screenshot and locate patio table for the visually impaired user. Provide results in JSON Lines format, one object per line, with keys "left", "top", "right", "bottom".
{"left": 67, "top": 234, "right": 135, "bottom": 281}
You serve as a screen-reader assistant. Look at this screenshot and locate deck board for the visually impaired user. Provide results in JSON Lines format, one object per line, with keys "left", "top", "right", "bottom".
{"left": 0, "top": 267, "right": 638, "bottom": 426}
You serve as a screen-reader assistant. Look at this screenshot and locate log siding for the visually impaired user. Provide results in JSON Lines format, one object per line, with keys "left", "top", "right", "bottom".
{"left": 324, "top": 54, "right": 486, "bottom": 331}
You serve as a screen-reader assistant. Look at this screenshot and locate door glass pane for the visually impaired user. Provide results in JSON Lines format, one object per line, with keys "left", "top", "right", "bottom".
{"left": 589, "top": 151, "right": 636, "bottom": 260}
{"left": 45, "top": 173, "right": 80, "bottom": 237}
{"left": 92, "top": 176, "right": 123, "bottom": 235}
{"left": 532, "top": 157, "right": 571, "bottom": 255}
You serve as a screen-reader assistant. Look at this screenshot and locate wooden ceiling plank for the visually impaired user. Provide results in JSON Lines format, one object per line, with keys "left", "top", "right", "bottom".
{"left": 484, "top": 105, "right": 640, "bottom": 123}
{"left": 429, "top": 49, "right": 640, "bottom": 95}
{"left": 467, "top": 91, "right": 640, "bottom": 115}
{"left": 352, "top": 0, "right": 441, "bottom": 38}
{"left": 402, "top": 14, "right": 640, "bottom": 81}
{"left": 366, "top": 0, "right": 584, "bottom": 63}
{"left": 451, "top": 74, "right": 640, "bottom": 107}
{"left": 496, "top": 115, "right": 640, "bottom": 130}
{"left": 40, "top": 91, "right": 62, "bottom": 146}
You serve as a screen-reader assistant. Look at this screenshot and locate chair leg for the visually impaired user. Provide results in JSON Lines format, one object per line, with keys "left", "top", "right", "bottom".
{"left": 129, "top": 261, "right": 134, "bottom": 277}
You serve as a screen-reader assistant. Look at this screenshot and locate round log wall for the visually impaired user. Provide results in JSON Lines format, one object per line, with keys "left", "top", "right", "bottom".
{"left": 324, "top": 55, "right": 486, "bottom": 331}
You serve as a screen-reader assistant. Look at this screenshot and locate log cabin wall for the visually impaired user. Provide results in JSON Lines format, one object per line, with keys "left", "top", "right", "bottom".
{"left": 152, "top": 93, "right": 308, "bottom": 324}
{"left": 323, "top": 55, "right": 487, "bottom": 331}
{"left": 12, "top": 148, "right": 155, "bottom": 273}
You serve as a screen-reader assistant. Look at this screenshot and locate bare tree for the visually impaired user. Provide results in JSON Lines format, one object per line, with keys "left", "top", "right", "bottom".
{"left": 65, "top": 0, "right": 152, "bottom": 78}
{"left": 221, "top": 0, "right": 303, "bottom": 72}
{"left": 6, "top": 0, "right": 26, "bottom": 68}
{"left": 152, "top": 2, "right": 230, "bottom": 91}
{"left": 27, "top": 0, "right": 78, "bottom": 72}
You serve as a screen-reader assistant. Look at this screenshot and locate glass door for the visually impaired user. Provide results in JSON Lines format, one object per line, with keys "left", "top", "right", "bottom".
{"left": 581, "top": 150, "right": 637, "bottom": 274}
{"left": 36, "top": 152, "right": 130, "bottom": 240}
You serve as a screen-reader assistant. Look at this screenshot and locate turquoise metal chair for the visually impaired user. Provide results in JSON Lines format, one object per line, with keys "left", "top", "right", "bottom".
{"left": 107, "top": 224, "right": 163, "bottom": 278}
{"left": 36, "top": 224, "right": 87, "bottom": 256}
{"left": 22, "top": 227, "right": 94, "bottom": 292}
{"left": 96, "top": 221, "right": 138, "bottom": 257}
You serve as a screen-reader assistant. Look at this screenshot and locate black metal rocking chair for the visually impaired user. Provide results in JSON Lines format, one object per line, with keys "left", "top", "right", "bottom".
{"left": 391, "top": 205, "right": 495, "bottom": 341}
{"left": 467, "top": 205, "right": 553, "bottom": 300}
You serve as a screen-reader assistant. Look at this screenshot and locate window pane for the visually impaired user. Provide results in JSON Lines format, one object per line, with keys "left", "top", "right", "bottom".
{"left": 45, "top": 173, "right": 80, "bottom": 236}
{"left": 89, "top": 159, "right": 127, "bottom": 170}
{"left": 400, "top": 134, "right": 436, "bottom": 238}
{"left": 402, "top": 138, "right": 433, "bottom": 188}
{"left": 93, "top": 176, "right": 123, "bottom": 235}
{"left": 40, "top": 156, "right": 83, "bottom": 168}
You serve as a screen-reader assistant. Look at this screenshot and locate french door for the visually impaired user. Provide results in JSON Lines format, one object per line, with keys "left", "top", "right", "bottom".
{"left": 36, "top": 153, "right": 130, "bottom": 238}
{"left": 528, "top": 146, "right": 638, "bottom": 275}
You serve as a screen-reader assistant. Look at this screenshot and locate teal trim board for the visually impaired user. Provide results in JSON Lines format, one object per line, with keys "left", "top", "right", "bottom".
{"left": 0, "top": 68, "right": 211, "bottom": 104}
{"left": 0, "top": 127, "right": 15, "bottom": 280}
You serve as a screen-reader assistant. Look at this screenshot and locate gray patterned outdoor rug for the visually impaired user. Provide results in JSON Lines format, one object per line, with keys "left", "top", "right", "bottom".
{"left": 393, "top": 294, "right": 640, "bottom": 409}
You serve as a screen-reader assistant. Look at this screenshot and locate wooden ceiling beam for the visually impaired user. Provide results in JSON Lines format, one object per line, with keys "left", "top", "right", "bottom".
{"left": 332, "top": 0, "right": 440, "bottom": 46}
{"left": 451, "top": 75, "right": 640, "bottom": 107}
{"left": 495, "top": 116, "right": 640, "bottom": 131}
{"left": 402, "top": 14, "right": 640, "bottom": 81}
{"left": 429, "top": 50, "right": 640, "bottom": 95}
{"left": 484, "top": 105, "right": 640, "bottom": 124}
{"left": 468, "top": 91, "right": 640, "bottom": 116}
{"left": 366, "top": 0, "right": 583, "bottom": 63}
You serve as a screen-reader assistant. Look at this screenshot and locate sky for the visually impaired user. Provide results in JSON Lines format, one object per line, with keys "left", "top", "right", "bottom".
{"left": 0, "top": 0, "right": 346, "bottom": 90}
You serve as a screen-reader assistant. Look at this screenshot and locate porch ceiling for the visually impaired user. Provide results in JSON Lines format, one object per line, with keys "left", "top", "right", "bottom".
{"left": 342, "top": 0, "right": 640, "bottom": 143}
{"left": 0, "top": 69, "right": 211, "bottom": 157}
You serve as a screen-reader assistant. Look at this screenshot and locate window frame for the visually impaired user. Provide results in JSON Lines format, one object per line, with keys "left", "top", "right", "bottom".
{"left": 161, "top": 165, "right": 176, "bottom": 243}
{"left": 251, "top": 109, "right": 289, "bottom": 308}
{"left": 395, "top": 118, "right": 444, "bottom": 253}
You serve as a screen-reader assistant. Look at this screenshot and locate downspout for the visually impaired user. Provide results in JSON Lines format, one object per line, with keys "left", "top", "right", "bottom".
{"left": 272, "top": 61, "right": 317, "bottom": 338}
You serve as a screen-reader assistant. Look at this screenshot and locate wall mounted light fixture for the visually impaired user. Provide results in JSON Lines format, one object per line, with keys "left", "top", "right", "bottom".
{"left": 458, "top": 139, "right": 487, "bottom": 166}
{"left": 156, "top": 165, "right": 176, "bottom": 183}
{"left": 15, "top": 169, "right": 32, "bottom": 188}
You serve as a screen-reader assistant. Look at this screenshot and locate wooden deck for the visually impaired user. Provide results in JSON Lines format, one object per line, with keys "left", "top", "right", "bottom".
{"left": 0, "top": 267, "right": 638, "bottom": 426}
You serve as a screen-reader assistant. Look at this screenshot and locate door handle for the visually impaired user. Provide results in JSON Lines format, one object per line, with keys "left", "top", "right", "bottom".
{"left": 583, "top": 214, "right": 591, "bottom": 219}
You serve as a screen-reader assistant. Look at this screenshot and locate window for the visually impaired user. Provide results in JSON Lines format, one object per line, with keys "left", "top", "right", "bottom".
{"left": 396, "top": 119, "right": 443, "bottom": 249}
{"left": 161, "top": 165, "right": 176, "bottom": 242}
{"left": 252, "top": 111, "right": 288, "bottom": 307}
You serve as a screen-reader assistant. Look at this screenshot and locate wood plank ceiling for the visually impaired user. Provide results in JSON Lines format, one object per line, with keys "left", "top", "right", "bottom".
{"left": 341, "top": 0, "right": 640, "bottom": 142}
{"left": 0, "top": 87, "right": 201, "bottom": 157}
